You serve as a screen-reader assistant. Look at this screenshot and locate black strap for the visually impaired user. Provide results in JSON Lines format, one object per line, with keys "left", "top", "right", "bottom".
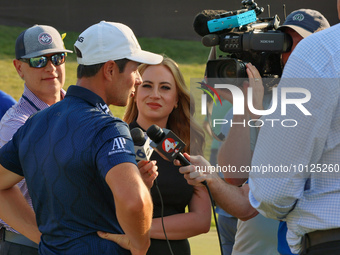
{"left": 22, "top": 95, "right": 40, "bottom": 111}
{"left": 0, "top": 227, "right": 5, "bottom": 241}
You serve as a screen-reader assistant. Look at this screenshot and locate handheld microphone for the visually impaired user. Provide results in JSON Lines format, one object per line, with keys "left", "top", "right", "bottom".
{"left": 146, "top": 125, "right": 190, "bottom": 166}
{"left": 130, "top": 127, "right": 154, "bottom": 161}
{"left": 146, "top": 125, "right": 207, "bottom": 186}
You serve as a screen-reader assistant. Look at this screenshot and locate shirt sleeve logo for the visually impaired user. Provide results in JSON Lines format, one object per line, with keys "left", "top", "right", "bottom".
{"left": 112, "top": 137, "right": 126, "bottom": 150}
{"left": 108, "top": 137, "right": 132, "bottom": 155}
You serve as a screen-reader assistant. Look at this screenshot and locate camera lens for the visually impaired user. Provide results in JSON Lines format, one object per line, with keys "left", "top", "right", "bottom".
{"left": 206, "top": 58, "right": 247, "bottom": 86}
{"left": 219, "top": 61, "right": 238, "bottom": 78}
{"left": 212, "top": 59, "right": 247, "bottom": 79}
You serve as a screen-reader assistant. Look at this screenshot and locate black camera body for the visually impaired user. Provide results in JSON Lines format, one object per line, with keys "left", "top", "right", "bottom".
{"left": 198, "top": 1, "right": 292, "bottom": 91}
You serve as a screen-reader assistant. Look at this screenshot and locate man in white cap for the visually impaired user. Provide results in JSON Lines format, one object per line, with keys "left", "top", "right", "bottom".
{"left": 0, "top": 21, "right": 162, "bottom": 255}
{"left": 0, "top": 24, "right": 72, "bottom": 255}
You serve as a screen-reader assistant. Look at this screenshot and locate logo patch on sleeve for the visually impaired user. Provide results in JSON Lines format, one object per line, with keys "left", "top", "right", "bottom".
{"left": 108, "top": 137, "right": 132, "bottom": 155}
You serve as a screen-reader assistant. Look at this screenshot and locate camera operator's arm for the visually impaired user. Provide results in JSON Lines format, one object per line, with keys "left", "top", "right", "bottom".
{"left": 218, "top": 63, "right": 264, "bottom": 186}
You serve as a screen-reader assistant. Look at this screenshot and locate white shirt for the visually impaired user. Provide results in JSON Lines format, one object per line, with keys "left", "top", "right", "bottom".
{"left": 249, "top": 23, "right": 340, "bottom": 254}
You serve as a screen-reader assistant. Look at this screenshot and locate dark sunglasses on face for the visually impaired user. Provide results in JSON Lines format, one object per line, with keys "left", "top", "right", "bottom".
{"left": 20, "top": 53, "right": 66, "bottom": 68}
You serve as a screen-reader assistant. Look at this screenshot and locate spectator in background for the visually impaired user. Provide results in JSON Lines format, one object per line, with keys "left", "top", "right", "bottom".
{"left": 0, "top": 90, "right": 16, "bottom": 120}
{"left": 0, "top": 24, "right": 72, "bottom": 255}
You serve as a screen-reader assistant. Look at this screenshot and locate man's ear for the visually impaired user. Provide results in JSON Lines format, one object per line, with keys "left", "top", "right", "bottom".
{"left": 103, "top": 60, "right": 116, "bottom": 81}
{"left": 13, "top": 59, "right": 25, "bottom": 79}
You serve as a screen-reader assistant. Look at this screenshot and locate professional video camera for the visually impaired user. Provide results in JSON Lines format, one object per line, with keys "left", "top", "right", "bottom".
{"left": 194, "top": 0, "right": 292, "bottom": 91}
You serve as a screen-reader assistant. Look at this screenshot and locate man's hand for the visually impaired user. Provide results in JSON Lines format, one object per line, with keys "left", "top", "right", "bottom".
{"left": 244, "top": 63, "right": 264, "bottom": 119}
{"left": 176, "top": 153, "right": 218, "bottom": 186}
{"left": 137, "top": 160, "right": 158, "bottom": 189}
{"left": 216, "top": 63, "right": 264, "bottom": 119}
{"left": 97, "top": 232, "right": 148, "bottom": 255}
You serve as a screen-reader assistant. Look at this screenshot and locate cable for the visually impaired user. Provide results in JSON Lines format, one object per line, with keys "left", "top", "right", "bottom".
{"left": 203, "top": 182, "right": 224, "bottom": 255}
{"left": 154, "top": 179, "right": 175, "bottom": 255}
{"left": 153, "top": 168, "right": 223, "bottom": 255}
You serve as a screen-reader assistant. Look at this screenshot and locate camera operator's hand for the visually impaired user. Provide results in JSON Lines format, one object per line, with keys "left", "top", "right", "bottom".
{"left": 215, "top": 63, "right": 264, "bottom": 119}
{"left": 244, "top": 63, "right": 264, "bottom": 119}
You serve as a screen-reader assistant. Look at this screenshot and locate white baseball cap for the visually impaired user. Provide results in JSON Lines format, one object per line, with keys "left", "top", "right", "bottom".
{"left": 74, "top": 21, "right": 163, "bottom": 65}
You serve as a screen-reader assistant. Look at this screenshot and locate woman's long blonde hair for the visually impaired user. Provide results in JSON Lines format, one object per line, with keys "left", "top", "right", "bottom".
{"left": 124, "top": 57, "right": 205, "bottom": 155}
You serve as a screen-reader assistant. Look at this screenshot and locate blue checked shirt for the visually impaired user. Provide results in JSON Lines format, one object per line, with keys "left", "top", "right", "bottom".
{"left": 0, "top": 84, "right": 65, "bottom": 234}
{"left": 249, "top": 23, "right": 340, "bottom": 254}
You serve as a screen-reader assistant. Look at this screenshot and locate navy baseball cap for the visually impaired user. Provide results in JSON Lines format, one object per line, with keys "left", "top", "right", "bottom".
{"left": 15, "top": 25, "right": 73, "bottom": 59}
{"left": 278, "top": 9, "right": 330, "bottom": 38}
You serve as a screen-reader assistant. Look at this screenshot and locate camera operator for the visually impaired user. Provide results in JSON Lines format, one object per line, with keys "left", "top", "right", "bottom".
{"left": 180, "top": 9, "right": 329, "bottom": 255}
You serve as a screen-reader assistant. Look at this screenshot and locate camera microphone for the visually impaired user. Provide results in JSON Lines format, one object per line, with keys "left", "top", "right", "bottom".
{"left": 202, "top": 34, "right": 220, "bottom": 47}
{"left": 193, "top": 9, "right": 257, "bottom": 37}
{"left": 193, "top": 10, "right": 228, "bottom": 37}
{"left": 130, "top": 127, "right": 154, "bottom": 162}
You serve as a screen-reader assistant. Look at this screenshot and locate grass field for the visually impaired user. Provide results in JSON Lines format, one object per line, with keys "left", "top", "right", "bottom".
{"left": 189, "top": 228, "right": 221, "bottom": 255}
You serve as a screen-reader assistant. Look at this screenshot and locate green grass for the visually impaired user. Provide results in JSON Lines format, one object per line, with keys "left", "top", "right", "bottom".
{"left": 189, "top": 228, "right": 221, "bottom": 255}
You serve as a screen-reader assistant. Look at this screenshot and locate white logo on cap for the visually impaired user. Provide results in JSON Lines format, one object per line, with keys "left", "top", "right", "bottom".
{"left": 38, "top": 33, "right": 53, "bottom": 45}
{"left": 293, "top": 14, "right": 304, "bottom": 22}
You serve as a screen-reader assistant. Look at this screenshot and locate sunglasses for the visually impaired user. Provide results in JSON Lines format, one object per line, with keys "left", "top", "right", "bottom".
{"left": 20, "top": 53, "right": 66, "bottom": 68}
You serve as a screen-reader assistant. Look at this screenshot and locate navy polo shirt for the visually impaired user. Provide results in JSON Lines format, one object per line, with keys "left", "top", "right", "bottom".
{"left": 0, "top": 85, "right": 137, "bottom": 255}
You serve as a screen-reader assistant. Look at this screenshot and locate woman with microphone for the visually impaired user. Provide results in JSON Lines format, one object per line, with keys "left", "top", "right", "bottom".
{"left": 100, "top": 56, "right": 211, "bottom": 255}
